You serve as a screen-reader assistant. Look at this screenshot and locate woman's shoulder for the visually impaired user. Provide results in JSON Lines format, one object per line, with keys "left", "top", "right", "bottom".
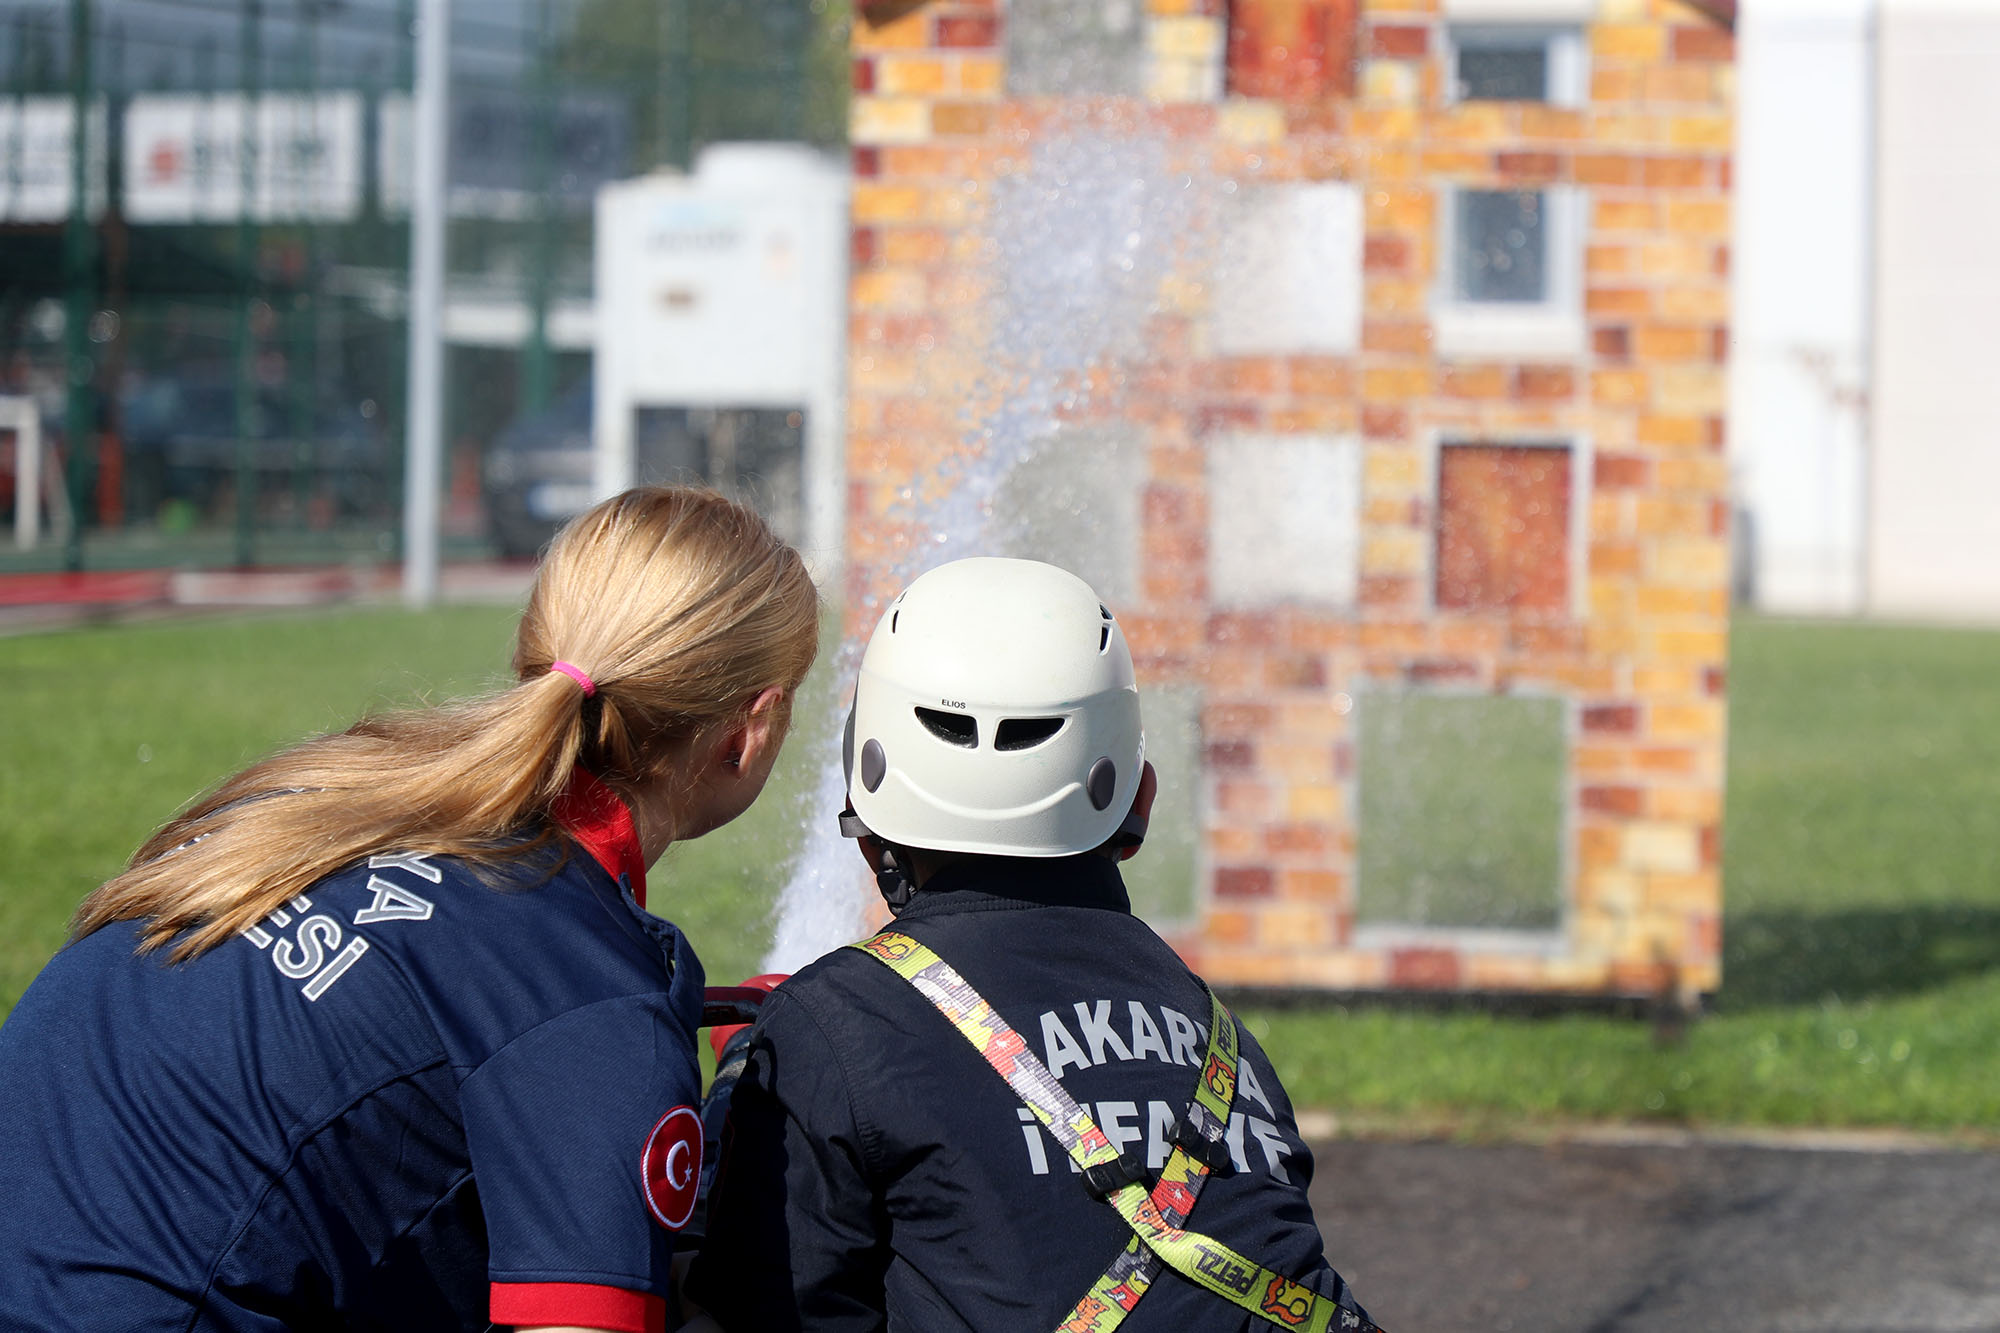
{"left": 307, "top": 842, "right": 628, "bottom": 949}
{"left": 304, "top": 846, "right": 701, "bottom": 1057}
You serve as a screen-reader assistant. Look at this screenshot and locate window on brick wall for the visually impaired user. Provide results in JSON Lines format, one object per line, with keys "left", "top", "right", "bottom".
{"left": 1227, "top": 0, "right": 1359, "bottom": 101}
{"left": 1207, "top": 433, "right": 1362, "bottom": 607}
{"left": 1434, "top": 185, "right": 1584, "bottom": 357}
{"left": 1124, "top": 685, "right": 1202, "bottom": 925}
{"left": 1355, "top": 690, "right": 1567, "bottom": 932}
{"left": 1005, "top": 0, "right": 1145, "bottom": 96}
{"left": 1456, "top": 189, "right": 1550, "bottom": 304}
{"left": 1447, "top": 25, "right": 1585, "bottom": 105}
{"left": 1433, "top": 440, "right": 1576, "bottom": 614}
{"left": 994, "top": 425, "right": 1147, "bottom": 607}
{"left": 1214, "top": 182, "right": 1364, "bottom": 355}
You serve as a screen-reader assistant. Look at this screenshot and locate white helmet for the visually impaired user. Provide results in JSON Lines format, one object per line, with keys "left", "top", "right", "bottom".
{"left": 843, "top": 557, "right": 1144, "bottom": 858}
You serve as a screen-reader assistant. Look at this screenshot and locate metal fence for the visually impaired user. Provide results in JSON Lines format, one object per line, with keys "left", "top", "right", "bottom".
{"left": 0, "top": 0, "right": 844, "bottom": 572}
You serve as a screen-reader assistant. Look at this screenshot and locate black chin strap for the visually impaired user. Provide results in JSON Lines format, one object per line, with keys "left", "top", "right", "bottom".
{"left": 839, "top": 808, "right": 916, "bottom": 916}
{"left": 873, "top": 845, "right": 916, "bottom": 915}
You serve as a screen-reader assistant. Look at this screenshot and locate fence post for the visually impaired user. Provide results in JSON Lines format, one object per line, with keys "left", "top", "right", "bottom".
{"left": 401, "top": 0, "right": 449, "bottom": 606}
{"left": 61, "top": 0, "right": 94, "bottom": 572}
{"left": 232, "top": 0, "right": 262, "bottom": 568}
{"left": 6, "top": 398, "right": 46, "bottom": 549}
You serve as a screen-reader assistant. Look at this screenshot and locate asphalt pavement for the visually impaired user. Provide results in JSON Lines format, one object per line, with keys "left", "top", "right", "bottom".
{"left": 1309, "top": 1134, "right": 2000, "bottom": 1332}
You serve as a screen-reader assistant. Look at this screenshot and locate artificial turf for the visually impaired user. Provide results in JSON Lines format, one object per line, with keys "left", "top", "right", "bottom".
{"left": 3, "top": 609, "right": 1997, "bottom": 1131}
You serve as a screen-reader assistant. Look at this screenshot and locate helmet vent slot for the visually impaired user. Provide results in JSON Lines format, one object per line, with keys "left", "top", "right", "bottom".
{"left": 995, "top": 717, "right": 1065, "bottom": 751}
{"left": 915, "top": 707, "right": 978, "bottom": 748}
{"left": 1098, "top": 624, "right": 1111, "bottom": 653}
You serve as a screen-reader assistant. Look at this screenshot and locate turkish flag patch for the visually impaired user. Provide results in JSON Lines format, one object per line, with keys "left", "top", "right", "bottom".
{"left": 641, "top": 1105, "right": 702, "bottom": 1231}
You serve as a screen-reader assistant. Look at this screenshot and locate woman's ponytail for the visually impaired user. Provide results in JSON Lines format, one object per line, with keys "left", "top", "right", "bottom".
{"left": 71, "top": 487, "right": 821, "bottom": 958}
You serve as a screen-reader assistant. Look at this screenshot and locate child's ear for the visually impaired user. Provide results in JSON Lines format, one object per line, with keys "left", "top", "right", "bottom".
{"left": 856, "top": 832, "right": 887, "bottom": 876}
{"left": 1118, "top": 762, "right": 1159, "bottom": 862}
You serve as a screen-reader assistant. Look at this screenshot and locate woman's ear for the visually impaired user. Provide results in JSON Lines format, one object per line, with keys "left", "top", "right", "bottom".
{"left": 717, "top": 686, "right": 789, "bottom": 774}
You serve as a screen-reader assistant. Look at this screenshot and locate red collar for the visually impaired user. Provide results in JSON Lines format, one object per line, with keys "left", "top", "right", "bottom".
{"left": 551, "top": 768, "right": 649, "bottom": 908}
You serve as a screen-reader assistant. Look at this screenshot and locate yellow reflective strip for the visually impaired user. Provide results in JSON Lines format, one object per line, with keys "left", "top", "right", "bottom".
{"left": 1094, "top": 1181, "right": 1339, "bottom": 1333}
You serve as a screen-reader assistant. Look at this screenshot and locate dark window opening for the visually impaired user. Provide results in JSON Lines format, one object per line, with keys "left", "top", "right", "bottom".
{"left": 1454, "top": 189, "right": 1548, "bottom": 305}
{"left": 633, "top": 404, "right": 807, "bottom": 546}
{"left": 1457, "top": 44, "right": 1548, "bottom": 101}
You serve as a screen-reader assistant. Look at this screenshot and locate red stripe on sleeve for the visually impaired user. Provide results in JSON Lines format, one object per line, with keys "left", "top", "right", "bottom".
{"left": 489, "top": 1281, "right": 667, "bottom": 1333}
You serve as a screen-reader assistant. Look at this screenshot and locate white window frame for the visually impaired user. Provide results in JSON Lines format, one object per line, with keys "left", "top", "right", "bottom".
{"left": 1432, "top": 184, "right": 1586, "bottom": 360}
{"left": 1424, "top": 429, "right": 1594, "bottom": 622}
{"left": 1440, "top": 0, "right": 1595, "bottom": 24}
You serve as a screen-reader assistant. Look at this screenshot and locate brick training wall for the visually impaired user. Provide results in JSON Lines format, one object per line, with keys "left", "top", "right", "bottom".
{"left": 845, "top": 0, "right": 1733, "bottom": 1000}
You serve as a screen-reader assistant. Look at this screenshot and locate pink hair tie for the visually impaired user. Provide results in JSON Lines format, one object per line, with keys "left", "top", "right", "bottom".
{"left": 549, "top": 661, "right": 596, "bottom": 697}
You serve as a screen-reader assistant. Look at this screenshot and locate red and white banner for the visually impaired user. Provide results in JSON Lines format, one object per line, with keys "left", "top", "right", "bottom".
{"left": 0, "top": 98, "right": 108, "bottom": 222}
{"left": 123, "top": 93, "right": 362, "bottom": 224}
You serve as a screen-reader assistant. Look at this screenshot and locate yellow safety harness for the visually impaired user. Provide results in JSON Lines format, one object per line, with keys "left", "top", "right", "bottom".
{"left": 848, "top": 930, "right": 1382, "bottom": 1333}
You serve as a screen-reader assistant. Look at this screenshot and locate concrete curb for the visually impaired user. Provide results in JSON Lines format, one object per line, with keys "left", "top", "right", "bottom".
{"left": 0, "top": 562, "right": 535, "bottom": 633}
{"left": 1293, "top": 1108, "right": 1995, "bottom": 1154}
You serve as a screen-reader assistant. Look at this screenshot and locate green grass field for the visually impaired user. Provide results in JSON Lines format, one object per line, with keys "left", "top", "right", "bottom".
{"left": 0, "top": 604, "right": 833, "bottom": 1001}
{"left": 4, "top": 609, "right": 1999, "bottom": 1132}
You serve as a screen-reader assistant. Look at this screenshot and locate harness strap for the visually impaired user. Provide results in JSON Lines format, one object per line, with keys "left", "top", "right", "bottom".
{"left": 848, "top": 930, "right": 1378, "bottom": 1333}
{"left": 1058, "top": 1076, "right": 1229, "bottom": 1331}
{"left": 1056, "top": 960, "right": 1239, "bottom": 1332}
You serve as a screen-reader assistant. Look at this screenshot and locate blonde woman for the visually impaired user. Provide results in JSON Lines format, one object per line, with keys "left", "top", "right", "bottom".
{"left": 0, "top": 488, "right": 818, "bottom": 1333}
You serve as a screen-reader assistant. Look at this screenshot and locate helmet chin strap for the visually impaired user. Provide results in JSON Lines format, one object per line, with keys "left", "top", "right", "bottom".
{"left": 839, "top": 807, "right": 917, "bottom": 916}
{"left": 873, "top": 844, "right": 916, "bottom": 916}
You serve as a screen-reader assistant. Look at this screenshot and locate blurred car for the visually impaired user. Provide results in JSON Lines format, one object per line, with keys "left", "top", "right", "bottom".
{"left": 481, "top": 383, "right": 596, "bottom": 559}
{"left": 120, "top": 376, "right": 389, "bottom": 523}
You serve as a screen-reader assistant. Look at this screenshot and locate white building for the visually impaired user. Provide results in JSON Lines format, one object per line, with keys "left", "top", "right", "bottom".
{"left": 1733, "top": 0, "right": 2000, "bottom": 621}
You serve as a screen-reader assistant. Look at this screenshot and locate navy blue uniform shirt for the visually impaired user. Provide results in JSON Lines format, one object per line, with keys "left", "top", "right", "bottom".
{"left": 0, "top": 772, "right": 704, "bottom": 1333}
{"left": 686, "top": 855, "right": 1371, "bottom": 1333}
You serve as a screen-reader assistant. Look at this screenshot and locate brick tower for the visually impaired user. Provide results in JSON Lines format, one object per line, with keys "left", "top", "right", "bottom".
{"left": 843, "top": 0, "right": 1734, "bottom": 1001}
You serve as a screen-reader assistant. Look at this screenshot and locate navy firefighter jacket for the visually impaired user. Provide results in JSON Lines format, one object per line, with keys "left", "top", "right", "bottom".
{"left": 0, "top": 772, "right": 705, "bottom": 1333}
{"left": 686, "top": 854, "right": 1372, "bottom": 1333}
